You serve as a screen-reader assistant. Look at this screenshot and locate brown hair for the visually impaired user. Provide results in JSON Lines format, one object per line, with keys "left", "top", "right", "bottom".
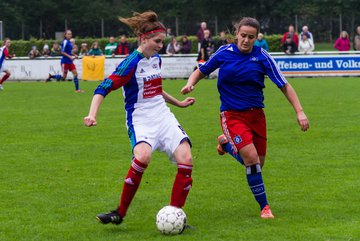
{"left": 3, "top": 38, "right": 10, "bottom": 45}
{"left": 234, "top": 17, "right": 260, "bottom": 35}
{"left": 119, "top": 11, "right": 166, "bottom": 38}
{"left": 64, "top": 29, "right": 72, "bottom": 39}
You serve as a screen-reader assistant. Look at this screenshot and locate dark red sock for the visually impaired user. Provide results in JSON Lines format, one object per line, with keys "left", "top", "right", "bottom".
{"left": 117, "top": 158, "right": 147, "bottom": 218}
{"left": 0, "top": 73, "right": 10, "bottom": 84}
{"left": 170, "top": 163, "right": 193, "bottom": 208}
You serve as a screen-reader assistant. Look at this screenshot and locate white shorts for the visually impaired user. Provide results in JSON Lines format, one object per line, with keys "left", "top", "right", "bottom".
{"left": 128, "top": 111, "right": 191, "bottom": 160}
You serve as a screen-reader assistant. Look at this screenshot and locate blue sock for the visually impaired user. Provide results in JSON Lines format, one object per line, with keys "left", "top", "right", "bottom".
{"left": 73, "top": 76, "right": 79, "bottom": 90}
{"left": 246, "top": 164, "right": 268, "bottom": 210}
{"left": 222, "top": 143, "right": 244, "bottom": 165}
{"left": 53, "top": 74, "right": 62, "bottom": 81}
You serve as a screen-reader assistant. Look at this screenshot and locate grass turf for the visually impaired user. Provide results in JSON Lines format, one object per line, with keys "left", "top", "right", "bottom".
{"left": 0, "top": 78, "right": 359, "bottom": 241}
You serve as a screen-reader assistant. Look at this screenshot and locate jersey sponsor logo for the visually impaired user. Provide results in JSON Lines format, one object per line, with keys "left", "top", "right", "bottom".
{"left": 152, "top": 63, "right": 158, "bottom": 69}
{"left": 143, "top": 77, "right": 162, "bottom": 98}
{"left": 142, "top": 73, "right": 161, "bottom": 82}
{"left": 250, "top": 56, "right": 258, "bottom": 62}
{"left": 140, "top": 68, "right": 146, "bottom": 73}
{"left": 233, "top": 135, "right": 242, "bottom": 144}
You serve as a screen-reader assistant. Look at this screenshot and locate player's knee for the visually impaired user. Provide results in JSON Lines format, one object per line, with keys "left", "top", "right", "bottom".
{"left": 175, "top": 151, "right": 192, "bottom": 165}
{"left": 240, "top": 151, "right": 260, "bottom": 166}
{"left": 135, "top": 152, "right": 151, "bottom": 164}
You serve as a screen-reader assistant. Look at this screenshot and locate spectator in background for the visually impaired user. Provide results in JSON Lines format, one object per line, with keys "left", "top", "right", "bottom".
{"left": 281, "top": 24, "right": 299, "bottom": 47}
{"left": 298, "top": 33, "right": 314, "bottom": 54}
{"left": 197, "top": 29, "right": 215, "bottom": 65}
{"left": 79, "top": 43, "right": 88, "bottom": 56}
{"left": 334, "top": 31, "right": 350, "bottom": 51}
{"left": 300, "top": 25, "right": 315, "bottom": 50}
{"left": 104, "top": 36, "right": 118, "bottom": 56}
{"left": 282, "top": 35, "right": 297, "bottom": 55}
{"left": 88, "top": 41, "right": 103, "bottom": 56}
{"left": 166, "top": 37, "right": 180, "bottom": 55}
{"left": 114, "top": 35, "right": 130, "bottom": 56}
{"left": 166, "top": 28, "right": 175, "bottom": 38}
{"left": 215, "top": 31, "right": 229, "bottom": 51}
{"left": 196, "top": 21, "right": 208, "bottom": 51}
{"left": 42, "top": 44, "right": 51, "bottom": 57}
{"left": 180, "top": 35, "right": 192, "bottom": 54}
{"left": 28, "top": 46, "right": 41, "bottom": 59}
{"left": 70, "top": 38, "right": 78, "bottom": 56}
{"left": 300, "top": 26, "right": 314, "bottom": 42}
{"left": 353, "top": 26, "right": 360, "bottom": 51}
{"left": 50, "top": 42, "right": 61, "bottom": 56}
{"left": 254, "top": 33, "right": 269, "bottom": 51}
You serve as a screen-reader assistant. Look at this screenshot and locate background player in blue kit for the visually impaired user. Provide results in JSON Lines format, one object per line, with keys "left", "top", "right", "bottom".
{"left": 84, "top": 11, "right": 195, "bottom": 226}
{"left": 47, "top": 29, "right": 84, "bottom": 93}
{"left": 181, "top": 17, "right": 309, "bottom": 219}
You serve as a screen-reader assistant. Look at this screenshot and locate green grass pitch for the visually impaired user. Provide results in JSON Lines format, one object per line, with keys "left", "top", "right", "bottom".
{"left": 0, "top": 77, "right": 359, "bottom": 240}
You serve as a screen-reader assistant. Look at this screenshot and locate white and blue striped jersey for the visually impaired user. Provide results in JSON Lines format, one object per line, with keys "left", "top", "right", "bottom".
{"left": 94, "top": 50, "right": 171, "bottom": 127}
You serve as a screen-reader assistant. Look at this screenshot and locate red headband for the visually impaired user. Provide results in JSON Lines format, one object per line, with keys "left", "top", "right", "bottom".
{"left": 140, "top": 28, "right": 166, "bottom": 38}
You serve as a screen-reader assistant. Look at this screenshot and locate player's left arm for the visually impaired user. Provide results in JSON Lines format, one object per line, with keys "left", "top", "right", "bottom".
{"left": 280, "top": 83, "right": 309, "bottom": 132}
{"left": 261, "top": 49, "right": 309, "bottom": 132}
{"left": 162, "top": 90, "right": 195, "bottom": 108}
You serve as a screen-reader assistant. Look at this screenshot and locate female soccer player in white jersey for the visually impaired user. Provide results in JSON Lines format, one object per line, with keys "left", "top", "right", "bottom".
{"left": 84, "top": 11, "right": 195, "bottom": 226}
{"left": 0, "top": 38, "right": 14, "bottom": 90}
{"left": 181, "top": 17, "right": 309, "bottom": 219}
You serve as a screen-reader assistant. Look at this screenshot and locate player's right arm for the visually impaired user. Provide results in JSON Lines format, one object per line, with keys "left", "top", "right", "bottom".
{"left": 181, "top": 69, "right": 205, "bottom": 94}
{"left": 84, "top": 94, "right": 104, "bottom": 127}
{"left": 181, "top": 45, "right": 225, "bottom": 95}
{"left": 83, "top": 59, "right": 135, "bottom": 127}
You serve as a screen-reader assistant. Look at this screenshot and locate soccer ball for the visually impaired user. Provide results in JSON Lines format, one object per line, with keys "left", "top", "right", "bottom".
{"left": 156, "top": 205, "right": 187, "bottom": 235}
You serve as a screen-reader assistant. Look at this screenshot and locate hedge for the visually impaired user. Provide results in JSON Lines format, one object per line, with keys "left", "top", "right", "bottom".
{"left": 8, "top": 35, "right": 283, "bottom": 57}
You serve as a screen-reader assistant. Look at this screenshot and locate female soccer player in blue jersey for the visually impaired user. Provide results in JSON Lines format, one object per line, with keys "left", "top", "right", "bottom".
{"left": 84, "top": 11, "right": 195, "bottom": 226}
{"left": 181, "top": 17, "right": 309, "bottom": 219}
{"left": 47, "top": 29, "right": 83, "bottom": 93}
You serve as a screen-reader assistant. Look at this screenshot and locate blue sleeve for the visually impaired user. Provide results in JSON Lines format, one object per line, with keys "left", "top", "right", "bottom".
{"left": 94, "top": 55, "right": 137, "bottom": 96}
{"left": 260, "top": 48, "right": 287, "bottom": 88}
{"left": 199, "top": 45, "right": 226, "bottom": 76}
{"left": 94, "top": 79, "right": 113, "bottom": 97}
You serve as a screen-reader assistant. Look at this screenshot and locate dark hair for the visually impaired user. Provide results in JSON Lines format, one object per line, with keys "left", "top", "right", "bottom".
{"left": 119, "top": 11, "right": 166, "bottom": 38}
{"left": 234, "top": 17, "right": 260, "bottom": 35}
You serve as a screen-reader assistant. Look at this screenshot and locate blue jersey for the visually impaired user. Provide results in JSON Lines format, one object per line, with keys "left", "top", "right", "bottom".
{"left": 60, "top": 39, "right": 73, "bottom": 64}
{"left": 199, "top": 44, "right": 287, "bottom": 111}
